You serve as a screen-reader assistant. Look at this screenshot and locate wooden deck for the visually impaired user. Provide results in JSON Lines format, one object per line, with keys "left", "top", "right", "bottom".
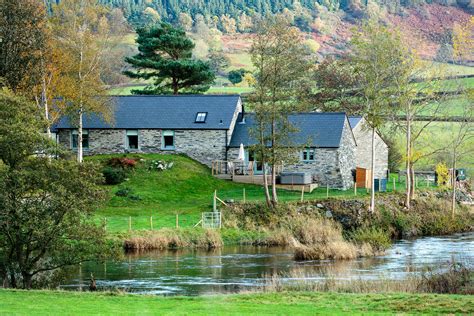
{"left": 212, "top": 160, "right": 317, "bottom": 193}
{"left": 224, "top": 174, "right": 318, "bottom": 193}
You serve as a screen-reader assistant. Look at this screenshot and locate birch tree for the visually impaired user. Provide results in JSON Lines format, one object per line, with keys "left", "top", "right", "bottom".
{"left": 50, "top": 0, "right": 122, "bottom": 162}
{"left": 349, "top": 21, "right": 400, "bottom": 212}
{"left": 249, "top": 17, "right": 313, "bottom": 207}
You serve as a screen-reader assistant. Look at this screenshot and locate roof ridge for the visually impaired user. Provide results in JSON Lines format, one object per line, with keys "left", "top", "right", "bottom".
{"left": 244, "top": 111, "right": 347, "bottom": 115}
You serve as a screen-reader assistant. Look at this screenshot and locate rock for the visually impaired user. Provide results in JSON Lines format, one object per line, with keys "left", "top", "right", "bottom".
{"left": 325, "top": 210, "right": 333, "bottom": 218}
{"left": 316, "top": 203, "right": 324, "bottom": 209}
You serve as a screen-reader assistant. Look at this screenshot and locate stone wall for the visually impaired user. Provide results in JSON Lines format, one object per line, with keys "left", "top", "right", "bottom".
{"left": 227, "top": 119, "right": 356, "bottom": 190}
{"left": 57, "top": 128, "right": 227, "bottom": 167}
{"left": 336, "top": 119, "right": 357, "bottom": 189}
{"left": 227, "top": 99, "right": 243, "bottom": 145}
{"left": 352, "top": 119, "right": 389, "bottom": 179}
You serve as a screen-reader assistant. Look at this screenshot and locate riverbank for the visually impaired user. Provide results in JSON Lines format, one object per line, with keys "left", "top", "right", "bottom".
{"left": 121, "top": 192, "right": 473, "bottom": 258}
{"left": 1, "top": 290, "right": 473, "bottom": 315}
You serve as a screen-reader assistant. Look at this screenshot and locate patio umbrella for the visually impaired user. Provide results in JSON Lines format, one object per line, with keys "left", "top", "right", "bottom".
{"left": 238, "top": 143, "right": 245, "bottom": 161}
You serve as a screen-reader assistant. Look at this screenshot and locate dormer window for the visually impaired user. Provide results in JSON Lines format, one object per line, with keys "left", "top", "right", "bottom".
{"left": 195, "top": 112, "right": 207, "bottom": 123}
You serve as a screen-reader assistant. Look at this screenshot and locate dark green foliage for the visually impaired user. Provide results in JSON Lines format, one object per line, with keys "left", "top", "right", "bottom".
{"left": 228, "top": 68, "right": 247, "bottom": 84}
{"left": 124, "top": 22, "right": 215, "bottom": 94}
{"left": 349, "top": 227, "right": 392, "bottom": 252}
{"left": 103, "top": 166, "right": 126, "bottom": 185}
{"left": 0, "top": 90, "right": 113, "bottom": 289}
{"left": 115, "top": 186, "right": 133, "bottom": 197}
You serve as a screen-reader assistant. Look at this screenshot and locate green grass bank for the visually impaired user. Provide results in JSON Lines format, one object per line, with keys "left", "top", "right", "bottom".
{"left": 1, "top": 290, "right": 473, "bottom": 315}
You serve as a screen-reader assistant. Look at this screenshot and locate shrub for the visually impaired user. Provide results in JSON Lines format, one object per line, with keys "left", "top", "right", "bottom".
{"left": 115, "top": 186, "right": 133, "bottom": 197}
{"left": 107, "top": 157, "right": 137, "bottom": 169}
{"left": 435, "top": 162, "right": 449, "bottom": 186}
{"left": 349, "top": 227, "right": 391, "bottom": 252}
{"left": 103, "top": 167, "right": 126, "bottom": 185}
{"left": 418, "top": 260, "right": 473, "bottom": 294}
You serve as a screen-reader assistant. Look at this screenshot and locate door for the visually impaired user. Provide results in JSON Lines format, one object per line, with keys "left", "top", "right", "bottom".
{"left": 247, "top": 150, "right": 264, "bottom": 175}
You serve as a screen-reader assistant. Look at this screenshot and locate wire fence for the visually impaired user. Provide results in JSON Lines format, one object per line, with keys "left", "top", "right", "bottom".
{"left": 100, "top": 174, "right": 438, "bottom": 232}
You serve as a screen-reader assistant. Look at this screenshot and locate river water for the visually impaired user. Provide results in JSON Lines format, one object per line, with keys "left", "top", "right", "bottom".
{"left": 61, "top": 232, "right": 473, "bottom": 295}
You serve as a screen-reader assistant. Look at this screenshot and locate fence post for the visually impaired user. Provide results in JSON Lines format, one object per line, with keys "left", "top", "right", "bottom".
{"left": 393, "top": 178, "right": 396, "bottom": 191}
{"left": 301, "top": 186, "right": 305, "bottom": 202}
{"left": 243, "top": 188, "right": 246, "bottom": 203}
{"left": 150, "top": 216, "right": 153, "bottom": 230}
{"left": 176, "top": 213, "right": 179, "bottom": 228}
{"left": 128, "top": 216, "right": 131, "bottom": 232}
{"left": 354, "top": 182, "right": 357, "bottom": 196}
{"left": 326, "top": 184, "right": 329, "bottom": 198}
{"left": 213, "top": 190, "right": 217, "bottom": 212}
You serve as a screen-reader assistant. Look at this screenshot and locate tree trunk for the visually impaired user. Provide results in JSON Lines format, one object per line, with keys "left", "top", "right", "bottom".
{"left": 451, "top": 153, "right": 457, "bottom": 218}
{"left": 405, "top": 116, "right": 411, "bottom": 208}
{"left": 172, "top": 78, "right": 179, "bottom": 95}
{"left": 42, "top": 76, "right": 51, "bottom": 138}
{"left": 271, "top": 163, "right": 278, "bottom": 206}
{"left": 262, "top": 159, "right": 272, "bottom": 207}
{"left": 77, "top": 108, "right": 83, "bottom": 163}
{"left": 22, "top": 273, "right": 32, "bottom": 290}
{"left": 369, "top": 127, "right": 376, "bottom": 213}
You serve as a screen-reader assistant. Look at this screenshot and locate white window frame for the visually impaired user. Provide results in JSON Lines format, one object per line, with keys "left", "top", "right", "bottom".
{"left": 161, "top": 130, "right": 175, "bottom": 150}
{"left": 195, "top": 112, "right": 207, "bottom": 123}
{"left": 71, "top": 129, "right": 89, "bottom": 150}
{"left": 126, "top": 130, "right": 139, "bottom": 150}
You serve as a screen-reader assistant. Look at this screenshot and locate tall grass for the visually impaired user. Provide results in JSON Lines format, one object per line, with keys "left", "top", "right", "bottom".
{"left": 124, "top": 228, "right": 223, "bottom": 250}
{"left": 260, "top": 260, "right": 473, "bottom": 295}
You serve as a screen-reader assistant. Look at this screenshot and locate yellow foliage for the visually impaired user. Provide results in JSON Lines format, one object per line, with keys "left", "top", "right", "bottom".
{"left": 435, "top": 162, "right": 449, "bottom": 187}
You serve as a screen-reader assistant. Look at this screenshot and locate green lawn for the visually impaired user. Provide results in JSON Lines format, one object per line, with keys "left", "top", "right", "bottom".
{"left": 1, "top": 290, "right": 472, "bottom": 315}
{"left": 89, "top": 154, "right": 428, "bottom": 233}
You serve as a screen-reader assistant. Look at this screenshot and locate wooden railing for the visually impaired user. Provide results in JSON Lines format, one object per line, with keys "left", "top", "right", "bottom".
{"left": 211, "top": 160, "right": 283, "bottom": 177}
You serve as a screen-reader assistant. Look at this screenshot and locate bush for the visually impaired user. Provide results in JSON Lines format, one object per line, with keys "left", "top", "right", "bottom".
{"left": 418, "top": 260, "right": 473, "bottom": 294}
{"left": 349, "top": 227, "right": 392, "bottom": 252}
{"left": 103, "top": 167, "right": 126, "bottom": 185}
{"left": 107, "top": 157, "right": 137, "bottom": 169}
{"left": 228, "top": 68, "right": 246, "bottom": 84}
{"left": 115, "top": 186, "right": 133, "bottom": 197}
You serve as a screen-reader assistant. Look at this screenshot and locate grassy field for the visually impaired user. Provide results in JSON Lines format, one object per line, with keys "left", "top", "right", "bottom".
{"left": 1, "top": 290, "right": 473, "bottom": 315}
{"left": 89, "top": 154, "right": 427, "bottom": 233}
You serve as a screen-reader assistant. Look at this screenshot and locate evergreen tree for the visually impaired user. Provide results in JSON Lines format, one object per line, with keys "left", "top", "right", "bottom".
{"left": 124, "top": 22, "right": 215, "bottom": 95}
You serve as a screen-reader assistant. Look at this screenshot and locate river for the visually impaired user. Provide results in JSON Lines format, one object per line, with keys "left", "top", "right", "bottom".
{"left": 60, "top": 232, "right": 473, "bottom": 295}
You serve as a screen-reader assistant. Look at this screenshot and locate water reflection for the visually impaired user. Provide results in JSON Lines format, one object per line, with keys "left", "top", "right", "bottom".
{"left": 60, "top": 232, "right": 473, "bottom": 295}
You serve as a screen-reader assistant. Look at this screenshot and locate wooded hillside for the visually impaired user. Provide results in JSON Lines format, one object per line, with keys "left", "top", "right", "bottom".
{"left": 45, "top": 0, "right": 473, "bottom": 30}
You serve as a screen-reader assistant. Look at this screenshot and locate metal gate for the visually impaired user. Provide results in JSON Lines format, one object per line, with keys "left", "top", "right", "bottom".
{"left": 202, "top": 212, "right": 221, "bottom": 229}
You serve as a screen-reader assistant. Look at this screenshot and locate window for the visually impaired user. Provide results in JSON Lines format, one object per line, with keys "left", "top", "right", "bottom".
{"left": 72, "top": 130, "right": 89, "bottom": 149}
{"left": 302, "top": 148, "right": 315, "bottom": 161}
{"left": 195, "top": 112, "right": 207, "bottom": 123}
{"left": 126, "top": 130, "right": 139, "bottom": 149}
{"left": 162, "top": 130, "right": 174, "bottom": 150}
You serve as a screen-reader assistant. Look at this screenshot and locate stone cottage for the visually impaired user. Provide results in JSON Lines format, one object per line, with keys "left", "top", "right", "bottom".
{"left": 54, "top": 95, "right": 242, "bottom": 167}
{"left": 228, "top": 112, "right": 357, "bottom": 190}
{"left": 349, "top": 116, "right": 389, "bottom": 179}
{"left": 54, "top": 95, "right": 388, "bottom": 190}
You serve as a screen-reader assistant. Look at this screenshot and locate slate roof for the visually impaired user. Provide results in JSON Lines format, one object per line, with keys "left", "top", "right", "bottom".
{"left": 349, "top": 116, "right": 363, "bottom": 128}
{"left": 229, "top": 112, "right": 350, "bottom": 148}
{"left": 53, "top": 95, "right": 241, "bottom": 130}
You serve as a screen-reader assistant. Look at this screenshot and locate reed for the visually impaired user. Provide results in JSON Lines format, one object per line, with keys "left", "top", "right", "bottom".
{"left": 124, "top": 228, "right": 223, "bottom": 250}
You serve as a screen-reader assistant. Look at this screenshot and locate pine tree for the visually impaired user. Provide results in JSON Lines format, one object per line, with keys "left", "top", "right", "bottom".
{"left": 124, "top": 22, "right": 215, "bottom": 95}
